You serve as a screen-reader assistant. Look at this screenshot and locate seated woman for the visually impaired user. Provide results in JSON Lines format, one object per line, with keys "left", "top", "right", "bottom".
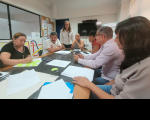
{"left": 89, "top": 30, "right": 101, "bottom": 54}
{"left": 0, "top": 33, "right": 33, "bottom": 66}
{"left": 71, "top": 33, "right": 84, "bottom": 50}
{"left": 73, "top": 16, "right": 150, "bottom": 99}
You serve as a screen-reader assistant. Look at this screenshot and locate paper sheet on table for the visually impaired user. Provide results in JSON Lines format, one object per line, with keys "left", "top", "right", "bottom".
{"left": 13, "top": 58, "right": 42, "bottom": 67}
{"left": 0, "top": 72, "right": 9, "bottom": 78}
{"left": 73, "top": 49, "right": 81, "bottom": 52}
{"left": 38, "top": 79, "right": 70, "bottom": 99}
{"left": 55, "top": 51, "right": 71, "bottom": 55}
{"left": 61, "top": 66, "right": 94, "bottom": 82}
{"left": 81, "top": 52, "right": 91, "bottom": 55}
{"left": 67, "top": 93, "right": 74, "bottom": 99}
{"left": 46, "top": 60, "right": 71, "bottom": 68}
{"left": 6, "top": 69, "right": 41, "bottom": 96}
{"left": 0, "top": 71, "right": 58, "bottom": 99}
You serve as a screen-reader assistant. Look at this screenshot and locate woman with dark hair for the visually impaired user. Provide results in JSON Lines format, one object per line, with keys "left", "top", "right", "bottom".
{"left": 73, "top": 16, "right": 150, "bottom": 99}
{"left": 60, "top": 21, "right": 74, "bottom": 48}
{"left": 89, "top": 30, "right": 101, "bottom": 54}
{"left": 0, "top": 33, "right": 33, "bottom": 67}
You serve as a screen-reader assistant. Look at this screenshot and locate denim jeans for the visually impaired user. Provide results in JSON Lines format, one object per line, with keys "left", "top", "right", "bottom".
{"left": 92, "top": 85, "right": 112, "bottom": 99}
{"left": 93, "top": 69, "right": 109, "bottom": 85}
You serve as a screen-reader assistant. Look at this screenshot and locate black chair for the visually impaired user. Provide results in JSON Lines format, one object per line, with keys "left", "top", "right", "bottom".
{"left": 38, "top": 50, "right": 43, "bottom": 56}
{"left": 84, "top": 44, "right": 88, "bottom": 50}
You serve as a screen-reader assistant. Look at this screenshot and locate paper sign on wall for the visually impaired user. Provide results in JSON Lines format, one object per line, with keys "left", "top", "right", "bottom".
{"left": 46, "top": 18, "right": 49, "bottom": 23}
{"left": 31, "top": 32, "right": 40, "bottom": 38}
{"left": 0, "top": 43, "right": 7, "bottom": 50}
{"left": 44, "top": 30, "right": 47, "bottom": 37}
{"left": 48, "top": 24, "right": 53, "bottom": 36}
{"left": 43, "top": 37, "right": 48, "bottom": 47}
{"left": 42, "top": 20, "right": 47, "bottom": 30}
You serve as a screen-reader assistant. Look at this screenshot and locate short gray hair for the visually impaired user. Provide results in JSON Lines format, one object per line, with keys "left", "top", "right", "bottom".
{"left": 50, "top": 32, "right": 58, "bottom": 37}
{"left": 98, "top": 26, "right": 113, "bottom": 39}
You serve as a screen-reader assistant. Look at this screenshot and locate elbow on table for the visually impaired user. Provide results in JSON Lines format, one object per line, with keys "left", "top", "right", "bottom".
{"left": 92, "top": 64, "right": 101, "bottom": 69}
{"left": 1, "top": 59, "right": 10, "bottom": 66}
{"left": 80, "top": 47, "right": 84, "bottom": 51}
{"left": 71, "top": 46, "right": 74, "bottom": 50}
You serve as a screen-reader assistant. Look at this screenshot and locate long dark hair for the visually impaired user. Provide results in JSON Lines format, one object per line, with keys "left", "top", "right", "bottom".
{"left": 62, "top": 21, "right": 72, "bottom": 33}
{"left": 115, "top": 16, "right": 150, "bottom": 73}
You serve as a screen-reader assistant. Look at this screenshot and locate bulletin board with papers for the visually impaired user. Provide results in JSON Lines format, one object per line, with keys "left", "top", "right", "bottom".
{"left": 41, "top": 16, "right": 55, "bottom": 48}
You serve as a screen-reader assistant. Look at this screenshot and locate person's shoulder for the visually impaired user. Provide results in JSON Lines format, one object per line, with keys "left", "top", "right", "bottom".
{"left": 24, "top": 45, "right": 29, "bottom": 50}
{"left": 104, "top": 39, "right": 118, "bottom": 49}
{"left": 45, "top": 39, "right": 51, "bottom": 43}
{"left": 1, "top": 42, "right": 14, "bottom": 53}
{"left": 24, "top": 46, "right": 30, "bottom": 53}
{"left": 56, "top": 39, "right": 60, "bottom": 42}
{"left": 93, "top": 41, "right": 100, "bottom": 46}
{"left": 81, "top": 40, "right": 84, "bottom": 42}
{"left": 2, "top": 42, "right": 13, "bottom": 49}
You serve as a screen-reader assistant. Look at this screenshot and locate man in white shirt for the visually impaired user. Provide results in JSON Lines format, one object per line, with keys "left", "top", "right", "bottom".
{"left": 43, "top": 32, "right": 63, "bottom": 55}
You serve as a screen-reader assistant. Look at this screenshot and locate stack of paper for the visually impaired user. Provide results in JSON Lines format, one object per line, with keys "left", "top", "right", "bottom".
{"left": 0, "top": 72, "right": 9, "bottom": 78}
{"left": 14, "top": 58, "right": 42, "bottom": 67}
{"left": 6, "top": 69, "right": 41, "bottom": 96}
{"left": 46, "top": 60, "right": 71, "bottom": 68}
{"left": 61, "top": 66, "right": 94, "bottom": 82}
{"left": 55, "top": 51, "right": 71, "bottom": 55}
{"left": 73, "top": 49, "right": 81, "bottom": 52}
{"left": 38, "top": 79, "right": 71, "bottom": 99}
{"left": 42, "top": 82, "right": 74, "bottom": 99}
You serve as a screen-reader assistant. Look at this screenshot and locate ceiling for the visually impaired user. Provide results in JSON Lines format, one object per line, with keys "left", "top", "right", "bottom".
{"left": 0, "top": 2, "right": 27, "bottom": 15}
{"left": 48, "top": 0, "right": 120, "bottom": 9}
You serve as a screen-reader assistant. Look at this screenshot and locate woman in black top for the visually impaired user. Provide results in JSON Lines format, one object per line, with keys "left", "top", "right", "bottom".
{"left": 0, "top": 33, "right": 33, "bottom": 66}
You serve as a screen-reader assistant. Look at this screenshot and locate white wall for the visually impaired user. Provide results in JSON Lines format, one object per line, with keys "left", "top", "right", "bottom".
{"left": 117, "top": 0, "right": 130, "bottom": 22}
{"left": 69, "top": 14, "right": 117, "bottom": 50}
{"left": 120, "top": 0, "right": 130, "bottom": 21}
{"left": 117, "top": 5, "right": 121, "bottom": 22}
{"left": 0, "top": 0, "right": 51, "bottom": 18}
{"left": 131, "top": 0, "right": 150, "bottom": 20}
{"left": 57, "top": 4, "right": 118, "bottom": 19}
{"left": 70, "top": 14, "right": 117, "bottom": 35}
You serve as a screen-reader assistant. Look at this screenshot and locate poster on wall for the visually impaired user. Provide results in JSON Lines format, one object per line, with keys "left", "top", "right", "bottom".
{"left": 42, "top": 20, "right": 47, "bottom": 30}
{"left": 42, "top": 37, "right": 48, "bottom": 47}
{"left": 46, "top": 18, "right": 49, "bottom": 23}
{"left": 44, "top": 30, "right": 47, "bottom": 37}
{"left": 48, "top": 24, "right": 53, "bottom": 37}
{"left": 0, "top": 42, "right": 8, "bottom": 50}
{"left": 29, "top": 38, "right": 43, "bottom": 58}
{"left": 31, "top": 32, "right": 40, "bottom": 38}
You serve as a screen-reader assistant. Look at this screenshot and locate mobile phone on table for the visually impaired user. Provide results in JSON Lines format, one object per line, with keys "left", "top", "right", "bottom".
{"left": 42, "top": 57, "right": 53, "bottom": 62}
{"left": 83, "top": 52, "right": 89, "bottom": 54}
